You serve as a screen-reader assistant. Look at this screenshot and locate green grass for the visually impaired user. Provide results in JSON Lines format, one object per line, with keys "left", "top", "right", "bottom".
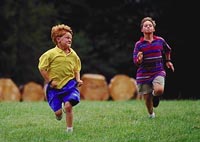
{"left": 0, "top": 100, "right": 200, "bottom": 142}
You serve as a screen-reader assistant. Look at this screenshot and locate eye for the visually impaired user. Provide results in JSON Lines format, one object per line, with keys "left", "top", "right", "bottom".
{"left": 144, "top": 24, "right": 153, "bottom": 28}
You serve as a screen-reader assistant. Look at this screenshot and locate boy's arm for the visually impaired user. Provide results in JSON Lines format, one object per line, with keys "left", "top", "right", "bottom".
{"left": 75, "top": 71, "right": 83, "bottom": 87}
{"left": 165, "top": 53, "right": 174, "bottom": 72}
{"left": 39, "top": 69, "right": 52, "bottom": 84}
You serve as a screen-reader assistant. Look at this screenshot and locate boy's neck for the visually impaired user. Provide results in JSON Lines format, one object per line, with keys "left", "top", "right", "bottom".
{"left": 144, "top": 33, "right": 154, "bottom": 42}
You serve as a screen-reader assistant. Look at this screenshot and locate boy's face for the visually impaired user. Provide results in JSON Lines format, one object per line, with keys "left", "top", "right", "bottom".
{"left": 141, "top": 21, "right": 155, "bottom": 34}
{"left": 57, "top": 32, "right": 72, "bottom": 50}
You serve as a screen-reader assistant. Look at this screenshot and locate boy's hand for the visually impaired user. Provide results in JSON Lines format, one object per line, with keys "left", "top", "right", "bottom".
{"left": 50, "top": 80, "right": 58, "bottom": 88}
{"left": 166, "top": 61, "right": 175, "bottom": 72}
{"left": 77, "top": 80, "right": 83, "bottom": 87}
{"left": 137, "top": 52, "right": 143, "bottom": 64}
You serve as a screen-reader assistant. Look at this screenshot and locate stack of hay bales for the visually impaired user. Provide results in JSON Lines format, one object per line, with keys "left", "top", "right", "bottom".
{"left": 109, "top": 74, "right": 137, "bottom": 101}
{"left": 21, "top": 81, "right": 45, "bottom": 102}
{"left": 0, "top": 78, "right": 21, "bottom": 102}
{"left": 79, "top": 73, "right": 109, "bottom": 100}
{"left": 0, "top": 74, "right": 138, "bottom": 102}
{"left": 0, "top": 78, "right": 45, "bottom": 102}
{"left": 80, "top": 73, "right": 137, "bottom": 101}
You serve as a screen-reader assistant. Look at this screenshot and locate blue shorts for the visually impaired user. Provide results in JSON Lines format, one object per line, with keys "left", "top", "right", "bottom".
{"left": 46, "top": 79, "right": 80, "bottom": 112}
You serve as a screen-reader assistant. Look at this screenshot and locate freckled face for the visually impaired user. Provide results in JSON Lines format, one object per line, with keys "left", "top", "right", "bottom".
{"left": 57, "top": 32, "right": 72, "bottom": 50}
{"left": 141, "top": 21, "right": 155, "bottom": 34}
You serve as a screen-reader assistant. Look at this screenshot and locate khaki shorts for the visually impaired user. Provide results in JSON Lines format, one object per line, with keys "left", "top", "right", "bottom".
{"left": 137, "top": 76, "right": 165, "bottom": 95}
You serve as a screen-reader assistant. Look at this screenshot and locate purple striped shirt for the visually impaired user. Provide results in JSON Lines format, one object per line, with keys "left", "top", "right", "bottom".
{"left": 133, "top": 35, "right": 171, "bottom": 84}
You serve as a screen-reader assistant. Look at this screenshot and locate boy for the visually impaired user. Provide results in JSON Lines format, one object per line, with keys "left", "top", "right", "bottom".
{"left": 38, "top": 24, "right": 83, "bottom": 132}
{"left": 133, "top": 17, "right": 174, "bottom": 118}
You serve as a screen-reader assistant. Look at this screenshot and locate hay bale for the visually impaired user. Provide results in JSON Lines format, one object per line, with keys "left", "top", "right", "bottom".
{"left": 0, "top": 78, "right": 21, "bottom": 102}
{"left": 22, "top": 81, "right": 45, "bottom": 102}
{"left": 109, "top": 74, "right": 137, "bottom": 101}
{"left": 80, "top": 73, "right": 109, "bottom": 101}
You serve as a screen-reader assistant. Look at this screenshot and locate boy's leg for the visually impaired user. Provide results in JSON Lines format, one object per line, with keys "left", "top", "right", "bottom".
{"left": 46, "top": 85, "right": 63, "bottom": 120}
{"left": 144, "top": 93, "right": 154, "bottom": 118}
{"left": 63, "top": 102, "right": 73, "bottom": 132}
{"left": 62, "top": 79, "right": 80, "bottom": 132}
{"left": 152, "top": 76, "right": 165, "bottom": 107}
{"left": 55, "top": 109, "right": 63, "bottom": 120}
{"left": 138, "top": 84, "right": 155, "bottom": 118}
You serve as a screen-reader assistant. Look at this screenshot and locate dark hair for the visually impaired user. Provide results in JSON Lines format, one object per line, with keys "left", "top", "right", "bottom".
{"left": 140, "top": 17, "right": 156, "bottom": 28}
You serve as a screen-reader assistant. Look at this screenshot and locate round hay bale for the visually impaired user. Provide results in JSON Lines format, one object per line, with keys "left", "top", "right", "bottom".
{"left": 109, "top": 74, "right": 137, "bottom": 101}
{"left": 22, "top": 81, "right": 45, "bottom": 102}
{"left": 0, "top": 78, "right": 21, "bottom": 102}
{"left": 80, "top": 73, "right": 109, "bottom": 101}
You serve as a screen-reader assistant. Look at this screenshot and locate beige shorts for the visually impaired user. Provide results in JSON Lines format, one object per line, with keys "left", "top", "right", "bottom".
{"left": 137, "top": 76, "right": 165, "bottom": 95}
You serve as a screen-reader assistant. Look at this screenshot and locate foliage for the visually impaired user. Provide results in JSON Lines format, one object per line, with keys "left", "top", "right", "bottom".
{"left": 0, "top": 0, "right": 195, "bottom": 99}
{"left": 0, "top": 0, "right": 58, "bottom": 85}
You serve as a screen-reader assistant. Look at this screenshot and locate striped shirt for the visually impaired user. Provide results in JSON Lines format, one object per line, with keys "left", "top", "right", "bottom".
{"left": 133, "top": 36, "right": 171, "bottom": 84}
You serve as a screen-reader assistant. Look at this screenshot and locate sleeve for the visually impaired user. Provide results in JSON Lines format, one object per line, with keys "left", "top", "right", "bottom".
{"left": 74, "top": 56, "right": 81, "bottom": 72}
{"left": 133, "top": 42, "right": 139, "bottom": 64}
{"left": 162, "top": 38, "right": 172, "bottom": 55}
{"left": 38, "top": 53, "right": 50, "bottom": 71}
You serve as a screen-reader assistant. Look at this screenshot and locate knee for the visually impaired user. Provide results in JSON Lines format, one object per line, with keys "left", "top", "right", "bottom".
{"left": 154, "top": 87, "right": 164, "bottom": 95}
{"left": 55, "top": 109, "right": 62, "bottom": 116}
{"left": 64, "top": 102, "right": 72, "bottom": 113}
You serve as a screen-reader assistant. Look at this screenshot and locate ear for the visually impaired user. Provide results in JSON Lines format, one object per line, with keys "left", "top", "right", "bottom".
{"left": 56, "top": 37, "right": 61, "bottom": 43}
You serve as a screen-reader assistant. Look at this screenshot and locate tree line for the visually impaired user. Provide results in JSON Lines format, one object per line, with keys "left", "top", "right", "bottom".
{"left": 0, "top": 0, "right": 197, "bottom": 99}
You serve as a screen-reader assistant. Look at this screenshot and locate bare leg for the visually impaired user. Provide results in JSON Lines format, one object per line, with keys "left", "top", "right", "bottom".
{"left": 63, "top": 102, "right": 73, "bottom": 128}
{"left": 152, "top": 83, "right": 164, "bottom": 108}
{"left": 143, "top": 93, "right": 153, "bottom": 115}
{"left": 55, "top": 109, "right": 62, "bottom": 120}
{"left": 153, "top": 84, "right": 164, "bottom": 96}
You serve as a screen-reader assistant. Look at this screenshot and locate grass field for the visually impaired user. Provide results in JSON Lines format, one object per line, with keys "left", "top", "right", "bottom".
{"left": 0, "top": 100, "right": 199, "bottom": 142}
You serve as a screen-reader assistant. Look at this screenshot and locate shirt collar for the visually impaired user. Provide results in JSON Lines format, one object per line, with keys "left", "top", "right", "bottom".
{"left": 139, "top": 35, "right": 158, "bottom": 42}
{"left": 55, "top": 46, "right": 73, "bottom": 54}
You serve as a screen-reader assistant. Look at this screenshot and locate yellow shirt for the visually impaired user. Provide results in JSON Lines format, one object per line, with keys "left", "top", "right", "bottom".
{"left": 38, "top": 46, "right": 81, "bottom": 89}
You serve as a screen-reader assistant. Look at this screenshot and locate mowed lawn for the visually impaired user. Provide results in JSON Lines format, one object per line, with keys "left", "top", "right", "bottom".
{"left": 0, "top": 100, "right": 199, "bottom": 142}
